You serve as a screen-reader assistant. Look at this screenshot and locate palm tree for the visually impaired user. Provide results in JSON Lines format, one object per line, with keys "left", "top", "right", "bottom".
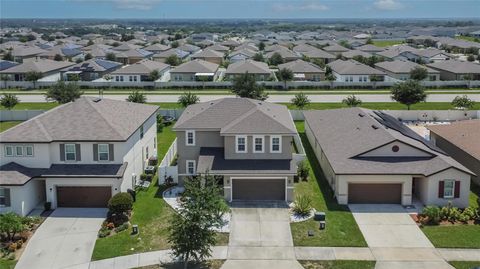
{"left": 277, "top": 68, "right": 294, "bottom": 90}
{"left": 291, "top": 92, "right": 310, "bottom": 110}
{"left": 342, "top": 95, "right": 362, "bottom": 107}
{"left": 126, "top": 90, "right": 146, "bottom": 103}
{"left": 178, "top": 91, "right": 200, "bottom": 107}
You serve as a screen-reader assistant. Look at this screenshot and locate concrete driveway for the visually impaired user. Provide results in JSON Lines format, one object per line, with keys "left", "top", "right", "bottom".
{"left": 15, "top": 208, "right": 107, "bottom": 269}
{"left": 222, "top": 204, "right": 303, "bottom": 269}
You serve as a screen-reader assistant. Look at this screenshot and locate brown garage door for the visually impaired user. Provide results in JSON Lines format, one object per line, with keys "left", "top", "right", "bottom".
{"left": 232, "top": 178, "right": 285, "bottom": 201}
{"left": 57, "top": 186, "right": 112, "bottom": 207}
{"left": 348, "top": 183, "right": 402, "bottom": 204}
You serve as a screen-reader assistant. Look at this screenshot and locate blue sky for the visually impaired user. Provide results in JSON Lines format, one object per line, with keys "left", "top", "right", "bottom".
{"left": 2, "top": 0, "right": 479, "bottom": 19}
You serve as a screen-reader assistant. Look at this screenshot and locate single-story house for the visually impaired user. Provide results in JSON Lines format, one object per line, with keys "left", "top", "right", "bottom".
{"left": 10, "top": 46, "right": 46, "bottom": 63}
{"left": 299, "top": 48, "right": 336, "bottom": 63}
{"left": 357, "top": 44, "right": 385, "bottom": 53}
{"left": 277, "top": 59, "right": 325, "bottom": 81}
{"left": 225, "top": 60, "right": 272, "bottom": 81}
{"left": 38, "top": 45, "right": 83, "bottom": 61}
{"left": 228, "top": 48, "right": 257, "bottom": 63}
{"left": 341, "top": 50, "right": 372, "bottom": 60}
{"left": 143, "top": 43, "right": 170, "bottom": 54}
{"left": 265, "top": 48, "right": 301, "bottom": 63}
{"left": 304, "top": 108, "right": 473, "bottom": 207}
{"left": 170, "top": 59, "right": 219, "bottom": 81}
{"left": 191, "top": 49, "right": 225, "bottom": 65}
{"left": 152, "top": 48, "right": 190, "bottom": 63}
{"left": 327, "top": 59, "right": 386, "bottom": 82}
{"left": 375, "top": 60, "right": 440, "bottom": 81}
{"left": 112, "top": 43, "right": 142, "bottom": 52}
{"left": 110, "top": 59, "right": 170, "bottom": 82}
{"left": 0, "top": 59, "right": 74, "bottom": 81}
{"left": 322, "top": 44, "right": 350, "bottom": 55}
{"left": 60, "top": 59, "right": 122, "bottom": 81}
{"left": 427, "top": 60, "right": 480, "bottom": 80}
{"left": 0, "top": 60, "right": 19, "bottom": 71}
{"left": 114, "top": 49, "right": 153, "bottom": 65}
{"left": 207, "top": 44, "right": 230, "bottom": 53}
{"left": 177, "top": 44, "right": 201, "bottom": 54}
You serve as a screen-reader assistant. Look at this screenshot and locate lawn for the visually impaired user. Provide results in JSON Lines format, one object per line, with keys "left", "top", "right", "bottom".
{"left": 0, "top": 121, "right": 22, "bottom": 132}
{"left": 299, "top": 260, "right": 376, "bottom": 269}
{"left": 449, "top": 261, "right": 480, "bottom": 269}
{"left": 0, "top": 259, "right": 17, "bottom": 269}
{"left": 0, "top": 102, "right": 59, "bottom": 110}
{"left": 290, "top": 121, "right": 367, "bottom": 247}
{"left": 420, "top": 183, "right": 480, "bottom": 249}
{"left": 372, "top": 40, "right": 404, "bottom": 47}
{"left": 134, "top": 260, "right": 225, "bottom": 269}
{"left": 456, "top": 36, "right": 480, "bottom": 42}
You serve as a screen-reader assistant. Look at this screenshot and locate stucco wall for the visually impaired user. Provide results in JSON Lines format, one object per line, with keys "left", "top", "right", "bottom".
{"left": 360, "top": 141, "right": 432, "bottom": 158}
{"left": 223, "top": 135, "right": 293, "bottom": 160}
{"left": 422, "top": 168, "right": 471, "bottom": 208}
{"left": 0, "top": 180, "right": 44, "bottom": 216}
{"left": 1, "top": 143, "right": 51, "bottom": 168}
{"left": 176, "top": 130, "right": 223, "bottom": 175}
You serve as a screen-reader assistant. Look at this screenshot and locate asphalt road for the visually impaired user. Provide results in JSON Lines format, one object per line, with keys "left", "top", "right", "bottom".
{"left": 15, "top": 93, "right": 480, "bottom": 103}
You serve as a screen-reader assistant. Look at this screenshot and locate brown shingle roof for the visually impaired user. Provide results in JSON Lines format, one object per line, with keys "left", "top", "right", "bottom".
{"left": 427, "top": 120, "right": 480, "bottom": 160}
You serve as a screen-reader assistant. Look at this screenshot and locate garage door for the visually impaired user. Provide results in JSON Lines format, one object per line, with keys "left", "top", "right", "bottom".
{"left": 232, "top": 178, "right": 285, "bottom": 201}
{"left": 57, "top": 186, "right": 112, "bottom": 207}
{"left": 348, "top": 183, "right": 402, "bottom": 204}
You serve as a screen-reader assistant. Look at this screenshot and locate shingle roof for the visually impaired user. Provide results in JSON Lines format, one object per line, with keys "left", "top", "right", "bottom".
{"left": 0, "top": 97, "right": 158, "bottom": 142}
{"left": 11, "top": 46, "right": 46, "bottom": 57}
{"left": 278, "top": 59, "right": 324, "bottom": 73}
{"left": 191, "top": 49, "right": 225, "bottom": 59}
{"left": 376, "top": 44, "right": 416, "bottom": 59}
{"left": 265, "top": 48, "right": 301, "bottom": 60}
{"left": 341, "top": 50, "right": 372, "bottom": 59}
{"left": 228, "top": 48, "right": 257, "bottom": 58}
{"left": 153, "top": 48, "right": 189, "bottom": 59}
{"left": 111, "top": 59, "right": 169, "bottom": 75}
{"left": 170, "top": 59, "right": 219, "bottom": 73}
{"left": 357, "top": 44, "right": 385, "bottom": 53}
{"left": 428, "top": 120, "right": 480, "bottom": 160}
{"left": 112, "top": 43, "right": 142, "bottom": 51}
{"left": 375, "top": 60, "right": 439, "bottom": 74}
{"left": 225, "top": 60, "right": 271, "bottom": 75}
{"left": 0, "top": 59, "right": 74, "bottom": 74}
{"left": 328, "top": 59, "right": 386, "bottom": 76}
{"left": 303, "top": 108, "right": 473, "bottom": 176}
{"left": 427, "top": 60, "right": 480, "bottom": 74}
{"left": 300, "top": 48, "right": 336, "bottom": 59}
{"left": 322, "top": 44, "right": 350, "bottom": 53}
{"left": 143, "top": 43, "right": 170, "bottom": 52}
{"left": 207, "top": 44, "right": 230, "bottom": 52}
{"left": 173, "top": 98, "right": 297, "bottom": 135}
{"left": 292, "top": 44, "right": 318, "bottom": 53}
{"left": 61, "top": 59, "right": 121, "bottom": 72}
{"left": 177, "top": 44, "right": 201, "bottom": 53}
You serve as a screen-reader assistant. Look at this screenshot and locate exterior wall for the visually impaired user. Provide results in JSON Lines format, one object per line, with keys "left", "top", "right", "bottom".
{"left": 223, "top": 135, "right": 293, "bottom": 160}
{"left": 422, "top": 168, "right": 471, "bottom": 208}
{"left": 226, "top": 73, "right": 270, "bottom": 81}
{"left": 222, "top": 175, "right": 294, "bottom": 202}
{"left": 303, "top": 72, "right": 325, "bottom": 81}
{"left": 191, "top": 57, "right": 223, "bottom": 65}
{"left": 0, "top": 180, "right": 44, "bottom": 216}
{"left": 360, "top": 141, "right": 432, "bottom": 158}
{"left": 336, "top": 174, "right": 413, "bottom": 206}
{"left": 1, "top": 143, "right": 51, "bottom": 168}
{"left": 377, "top": 69, "right": 440, "bottom": 81}
{"left": 333, "top": 72, "right": 384, "bottom": 83}
{"left": 171, "top": 73, "right": 196, "bottom": 81}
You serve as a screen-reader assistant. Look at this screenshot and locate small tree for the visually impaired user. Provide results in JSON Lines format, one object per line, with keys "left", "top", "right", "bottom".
{"left": 467, "top": 54, "right": 475, "bottom": 62}
{"left": 126, "top": 90, "right": 146, "bottom": 103}
{"left": 259, "top": 41, "right": 265, "bottom": 51}
{"left": 391, "top": 80, "right": 427, "bottom": 110}
{"left": 168, "top": 174, "right": 228, "bottom": 269}
{"left": 105, "top": 52, "right": 116, "bottom": 62}
{"left": 291, "top": 92, "right": 310, "bottom": 109}
{"left": 451, "top": 95, "right": 475, "bottom": 110}
{"left": 0, "top": 212, "right": 26, "bottom": 241}
{"left": 165, "top": 55, "right": 181, "bottom": 66}
{"left": 269, "top": 52, "right": 284, "bottom": 66}
{"left": 342, "top": 95, "right": 362, "bottom": 107}
{"left": 178, "top": 91, "right": 200, "bottom": 107}
{"left": 53, "top": 54, "right": 63, "bottom": 61}
{"left": 369, "top": 75, "right": 382, "bottom": 89}
{"left": 107, "top": 192, "right": 133, "bottom": 215}
{"left": 366, "top": 38, "right": 374, "bottom": 45}
{"left": 0, "top": 93, "right": 19, "bottom": 110}
{"left": 25, "top": 71, "right": 43, "bottom": 89}
{"left": 45, "top": 80, "right": 83, "bottom": 104}
{"left": 87, "top": 40, "right": 95, "bottom": 46}
{"left": 3, "top": 51, "right": 13, "bottom": 61}
{"left": 231, "top": 72, "right": 268, "bottom": 100}
{"left": 252, "top": 53, "right": 264, "bottom": 62}
{"left": 410, "top": 66, "right": 428, "bottom": 81}
{"left": 149, "top": 70, "right": 161, "bottom": 81}
{"left": 84, "top": 53, "right": 93, "bottom": 61}
{"left": 1, "top": 74, "right": 11, "bottom": 88}
{"left": 463, "top": 74, "right": 473, "bottom": 88}
{"left": 277, "top": 68, "right": 294, "bottom": 90}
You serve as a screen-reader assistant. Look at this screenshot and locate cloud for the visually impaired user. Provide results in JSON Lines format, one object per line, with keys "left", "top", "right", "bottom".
{"left": 74, "top": 0, "right": 162, "bottom": 10}
{"left": 272, "top": 2, "right": 329, "bottom": 12}
{"left": 373, "top": 0, "right": 403, "bottom": 11}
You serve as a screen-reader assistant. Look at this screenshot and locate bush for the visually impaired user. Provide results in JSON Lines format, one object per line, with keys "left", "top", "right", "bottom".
{"left": 107, "top": 192, "right": 133, "bottom": 214}
{"left": 458, "top": 212, "right": 471, "bottom": 223}
{"left": 114, "top": 223, "right": 129, "bottom": 233}
{"left": 292, "top": 195, "right": 313, "bottom": 217}
{"left": 462, "top": 207, "right": 477, "bottom": 220}
{"left": 422, "top": 206, "right": 441, "bottom": 224}
{"left": 98, "top": 227, "right": 110, "bottom": 238}
{"left": 448, "top": 207, "right": 461, "bottom": 222}
{"left": 297, "top": 160, "right": 310, "bottom": 181}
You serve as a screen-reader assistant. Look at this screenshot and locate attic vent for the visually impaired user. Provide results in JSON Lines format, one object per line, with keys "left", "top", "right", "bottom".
{"left": 210, "top": 102, "right": 214, "bottom": 105}
{"left": 371, "top": 124, "right": 379, "bottom": 130}
{"left": 92, "top": 98, "right": 102, "bottom": 102}
{"left": 358, "top": 113, "right": 365, "bottom": 117}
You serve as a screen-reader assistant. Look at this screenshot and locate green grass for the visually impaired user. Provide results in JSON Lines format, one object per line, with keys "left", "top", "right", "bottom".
{"left": 0, "top": 259, "right": 17, "bottom": 269}
{"left": 372, "top": 40, "right": 404, "bottom": 47}
{"left": 0, "top": 121, "right": 22, "bottom": 132}
{"left": 134, "top": 260, "right": 225, "bottom": 269}
{"left": 449, "top": 261, "right": 480, "bottom": 269}
{"left": 456, "top": 36, "right": 480, "bottom": 42}
{"left": 470, "top": 182, "right": 480, "bottom": 208}
{"left": 290, "top": 121, "right": 367, "bottom": 247}
{"left": 299, "top": 260, "right": 376, "bottom": 269}
{"left": 0, "top": 102, "right": 59, "bottom": 110}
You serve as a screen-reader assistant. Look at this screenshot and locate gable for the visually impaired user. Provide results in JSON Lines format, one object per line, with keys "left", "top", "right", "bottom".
{"left": 358, "top": 141, "right": 434, "bottom": 158}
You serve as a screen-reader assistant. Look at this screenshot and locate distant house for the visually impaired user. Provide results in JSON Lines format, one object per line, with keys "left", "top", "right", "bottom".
{"left": 327, "top": 59, "right": 386, "bottom": 82}
{"left": 278, "top": 59, "right": 325, "bottom": 81}
{"left": 0, "top": 59, "right": 74, "bottom": 81}
{"left": 110, "top": 59, "right": 169, "bottom": 82}
{"left": 143, "top": 43, "right": 170, "bottom": 54}
{"left": 264, "top": 44, "right": 288, "bottom": 52}
{"left": 427, "top": 60, "right": 480, "bottom": 80}
{"left": 38, "top": 45, "right": 83, "bottom": 61}
{"left": 10, "top": 46, "right": 46, "bottom": 63}
{"left": 114, "top": 49, "right": 153, "bottom": 65}
{"left": 299, "top": 48, "right": 336, "bottom": 64}
{"left": 228, "top": 49, "right": 257, "bottom": 63}
{"left": 225, "top": 60, "right": 272, "bottom": 81}
{"left": 207, "top": 44, "right": 230, "bottom": 53}
{"left": 60, "top": 59, "right": 122, "bottom": 81}
{"left": 322, "top": 44, "right": 350, "bottom": 55}
{"left": 220, "top": 39, "right": 242, "bottom": 49}
{"left": 292, "top": 44, "right": 318, "bottom": 53}
{"left": 170, "top": 59, "right": 219, "bottom": 81}
{"left": 191, "top": 49, "right": 225, "bottom": 65}
{"left": 357, "top": 44, "right": 385, "bottom": 53}
{"left": 341, "top": 50, "right": 372, "bottom": 59}
{"left": 112, "top": 43, "right": 142, "bottom": 52}
{"left": 177, "top": 44, "right": 201, "bottom": 54}
{"left": 377, "top": 45, "right": 450, "bottom": 63}
{"left": 190, "top": 33, "right": 218, "bottom": 43}
{"left": 152, "top": 49, "right": 190, "bottom": 63}
{"left": 375, "top": 60, "right": 440, "bottom": 81}
{"left": 265, "top": 48, "right": 301, "bottom": 63}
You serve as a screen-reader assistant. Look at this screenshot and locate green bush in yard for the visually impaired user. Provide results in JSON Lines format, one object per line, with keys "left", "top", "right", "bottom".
{"left": 107, "top": 192, "right": 133, "bottom": 214}
{"left": 448, "top": 207, "right": 461, "bottom": 222}
{"left": 297, "top": 160, "right": 310, "bottom": 181}
{"left": 293, "top": 195, "right": 313, "bottom": 217}
{"left": 458, "top": 212, "right": 471, "bottom": 223}
{"left": 422, "top": 206, "right": 441, "bottom": 224}
{"left": 114, "top": 223, "right": 129, "bottom": 233}
{"left": 98, "top": 227, "right": 110, "bottom": 238}
{"left": 462, "top": 207, "right": 477, "bottom": 220}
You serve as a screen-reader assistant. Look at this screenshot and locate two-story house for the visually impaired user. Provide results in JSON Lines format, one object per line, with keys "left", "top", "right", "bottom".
{"left": 173, "top": 98, "right": 297, "bottom": 202}
{"left": 0, "top": 97, "right": 158, "bottom": 216}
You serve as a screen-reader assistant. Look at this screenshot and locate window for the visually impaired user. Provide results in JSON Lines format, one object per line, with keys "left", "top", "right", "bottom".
{"left": 15, "top": 146, "right": 23, "bottom": 156}
{"left": 129, "top": 76, "right": 134, "bottom": 82}
{"left": 186, "top": 160, "right": 196, "bottom": 175}
{"left": 65, "top": 144, "right": 76, "bottom": 161}
{"left": 444, "top": 180, "right": 455, "bottom": 199}
{"left": 140, "top": 125, "right": 144, "bottom": 139}
{"left": 154, "top": 137, "right": 157, "bottom": 149}
{"left": 253, "top": 136, "right": 264, "bottom": 153}
{"left": 0, "top": 188, "right": 6, "bottom": 206}
{"left": 5, "top": 146, "right": 13, "bottom": 157}
{"left": 236, "top": 135, "right": 247, "bottom": 153}
{"left": 271, "top": 136, "right": 282, "bottom": 153}
{"left": 25, "top": 145, "right": 33, "bottom": 157}
{"left": 186, "top": 130, "right": 195, "bottom": 146}
{"left": 98, "top": 144, "right": 109, "bottom": 161}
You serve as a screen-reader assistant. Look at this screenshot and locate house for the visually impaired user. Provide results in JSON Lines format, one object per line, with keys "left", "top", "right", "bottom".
{"left": 299, "top": 48, "right": 336, "bottom": 64}
{"left": 327, "top": 59, "right": 386, "bottom": 82}
{"left": 428, "top": 120, "right": 480, "bottom": 185}
{"left": 220, "top": 39, "right": 242, "bottom": 49}
{"left": 60, "top": 59, "right": 122, "bottom": 81}
{"left": 110, "top": 59, "right": 169, "bottom": 82}
{"left": 114, "top": 49, "right": 153, "bottom": 65}
{"left": 170, "top": 59, "right": 219, "bottom": 81}
{"left": 227, "top": 49, "right": 257, "bottom": 63}
{"left": 322, "top": 44, "right": 350, "bottom": 55}
{"left": 303, "top": 108, "right": 473, "bottom": 207}
{"left": 0, "top": 59, "right": 74, "bottom": 81}
{"left": 427, "top": 60, "right": 480, "bottom": 80}
{"left": 112, "top": 43, "right": 142, "bottom": 52}
{"left": 292, "top": 44, "right": 319, "bottom": 53}
{"left": 10, "top": 46, "right": 46, "bottom": 63}
{"left": 143, "top": 43, "right": 170, "bottom": 54}
{"left": 357, "top": 44, "right": 385, "bottom": 53}
{"left": 190, "top": 33, "right": 218, "bottom": 43}
{"left": 375, "top": 60, "right": 440, "bottom": 81}
{"left": 172, "top": 98, "right": 297, "bottom": 202}
{"left": 225, "top": 60, "right": 272, "bottom": 81}
{"left": 376, "top": 45, "right": 417, "bottom": 61}
{"left": 191, "top": 49, "right": 225, "bottom": 64}
{"left": 152, "top": 48, "right": 190, "bottom": 63}
{"left": 0, "top": 60, "right": 19, "bottom": 71}
{"left": 38, "top": 45, "right": 83, "bottom": 61}
{"left": 264, "top": 44, "right": 288, "bottom": 52}
{"left": 278, "top": 59, "right": 325, "bottom": 81}
{"left": 206, "top": 44, "right": 230, "bottom": 53}
{"left": 265, "top": 48, "right": 301, "bottom": 63}
{"left": 0, "top": 97, "right": 158, "bottom": 216}
{"left": 177, "top": 44, "right": 201, "bottom": 54}
{"left": 341, "top": 50, "right": 372, "bottom": 59}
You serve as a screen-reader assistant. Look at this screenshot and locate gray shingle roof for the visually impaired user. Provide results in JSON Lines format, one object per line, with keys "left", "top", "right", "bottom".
{"left": 375, "top": 60, "right": 439, "bottom": 74}
{"left": 0, "top": 97, "right": 158, "bottom": 142}
{"left": 265, "top": 48, "right": 301, "bottom": 60}
{"left": 0, "top": 59, "right": 74, "bottom": 74}
{"left": 427, "top": 60, "right": 480, "bottom": 74}
{"left": 341, "top": 50, "right": 372, "bottom": 59}
{"left": 170, "top": 59, "right": 219, "bottom": 74}
{"left": 191, "top": 49, "right": 225, "bottom": 59}
{"left": 300, "top": 48, "right": 336, "bottom": 59}
{"left": 173, "top": 98, "right": 297, "bottom": 135}
{"left": 303, "top": 108, "right": 473, "bottom": 176}
{"left": 328, "top": 59, "right": 386, "bottom": 76}
{"left": 357, "top": 44, "right": 385, "bottom": 53}
{"left": 225, "top": 60, "right": 271, "bottom": 75}
{"left": 111, "top": 59, "right": 169, "bottom": 75}
{"left": 278, "top": 59, "right": 325, "bottom": 73}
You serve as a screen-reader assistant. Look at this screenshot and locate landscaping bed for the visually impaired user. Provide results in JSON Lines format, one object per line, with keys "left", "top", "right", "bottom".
{"left": 299, "top": 260, "right": 376, "bottom": 269}
{"left": 290, "top": 121, "right": 367, "bottom": 247}
{"left": 133, "top": 260, "right": 225, "bottom": 269}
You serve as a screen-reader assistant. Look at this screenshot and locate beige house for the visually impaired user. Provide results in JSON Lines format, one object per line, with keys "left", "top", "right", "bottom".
{"left": 375, "top": 60, "right": 440, "bottom": 81}
{"left": 225, "top": 60, "right": 272, "bottom": 81}
{"left": 191, "top": 49, "right": 225, "bottom": 64}
{"left": 169, "top": 59, "right": 219, "bottom": 81}
{"left": 304, "top": 108, "right": 473, "bottom": 208}
{"left": 427, "top": 60, "right": 480, "bottom": 81}
{"left": 278, "top": 59, "right": 325, "bottom": 81}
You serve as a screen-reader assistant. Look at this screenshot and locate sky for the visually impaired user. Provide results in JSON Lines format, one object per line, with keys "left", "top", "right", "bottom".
{"left": 1, "top": 0, "right": 479, "bottom": 19}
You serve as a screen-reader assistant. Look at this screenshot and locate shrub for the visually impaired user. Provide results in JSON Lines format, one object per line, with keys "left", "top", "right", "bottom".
{"left": 422, "top": 206, "right": 441, "bottom": 224}
{"left": 462, "top": 207, "right": 477, "bottom": 220}
{"left": 98, "top": 227, "right": 110, "bottom": 238}
{"left": 292, "top": 195, "right": 313, "bottom": 217}
{"left": 448, "top": 207, "right": 461, "bottom": 222}
{"left": 0, "top": 212, "right": 27, "bottom": 241}
{"left": 458, "top": 212, "right": 471, "bottom": 223}
{"left": 114, "top": 223, "right": 129, "bottom": 233}
{"left": 297, "top": 160, "right": 310, "bottom": 181}
{"left": 107, "top": 192, "right": 133, "bottom": 214}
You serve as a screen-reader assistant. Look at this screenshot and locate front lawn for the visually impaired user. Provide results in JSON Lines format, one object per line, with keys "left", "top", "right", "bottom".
{"left": 0, "top": 259, "right": 17, "bottom": 269}
{"left": 0, "top": 121, "right": 22, "bottom": 132}
{"left": 299, "top": 260, "right": 376, "bottom": 269}
{"left": 134, "top": 260, "right": 225, "bottom": 269}
{"left": 449, "top": 261, "right": 480, "bottom": 269}
{"left": 290, "top": 121, "right": 367, "bottom": 247}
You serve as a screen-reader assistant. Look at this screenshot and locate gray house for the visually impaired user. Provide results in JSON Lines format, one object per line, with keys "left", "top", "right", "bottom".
{"left": 173, "top": 98, "right": 297, "bottom": 202}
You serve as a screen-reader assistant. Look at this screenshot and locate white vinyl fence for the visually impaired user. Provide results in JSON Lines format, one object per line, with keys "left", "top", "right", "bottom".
{"left": 0, "top": 110, "right": 45, "bottom": 121}
{"left": 158, "top": 139, "right": 178, "bottom": 184}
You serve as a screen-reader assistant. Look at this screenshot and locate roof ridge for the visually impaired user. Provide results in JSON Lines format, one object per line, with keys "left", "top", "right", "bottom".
{"left": 220, "top": 105, "right": 258, "bottom": 133}
{"left": 83, "top": 97, "right": 124, "bottom": 139}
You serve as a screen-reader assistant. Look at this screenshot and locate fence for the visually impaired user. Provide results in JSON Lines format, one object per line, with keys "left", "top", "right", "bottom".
{"left": 158, "top": 139, "right": 178, "bottom": 184}
{"left": 0, "top": 110, "right": 45, "bottom": 121}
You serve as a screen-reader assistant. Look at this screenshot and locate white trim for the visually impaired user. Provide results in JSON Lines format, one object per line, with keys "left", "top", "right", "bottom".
{"left": 98, "top": 143, "right": 109, "bottom": 161}
{"left": 253, "top": 135, "right": 265, "bottom": 153}
{"left": 65, "top": 143, "right": 76, "bottom": 161}
{"left": 443, "top": 179, "right": 455, "bottom": 199}
{"left": 4, "top": 145, "right": 13, "bottom": 157}
{"left": 230, "top": 176, "right": 288, "bottom": 202}
{"left": 270, "top": 135, "right": 282, "bottom": 153}
{"left": 235, "top": 135, "right": 247, "bottom": 153}
{"left": 186, "top": 160, "right": 196, "bottom": 175}
{"left": 185, "top": 130, "right": 196, "bottom": 146}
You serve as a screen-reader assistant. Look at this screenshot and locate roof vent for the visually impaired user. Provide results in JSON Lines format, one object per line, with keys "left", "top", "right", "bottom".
{"left": 210, "top": 102, "right": 214, "bottom": 105}
{"left": 358, "top": 113, "right": 365, "bottom": 117}
{"left": 92, "top": 98, "right": 101, "bottom": 103}
{"left": 371, "top": 124, "right": 379, "bottom": 130}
